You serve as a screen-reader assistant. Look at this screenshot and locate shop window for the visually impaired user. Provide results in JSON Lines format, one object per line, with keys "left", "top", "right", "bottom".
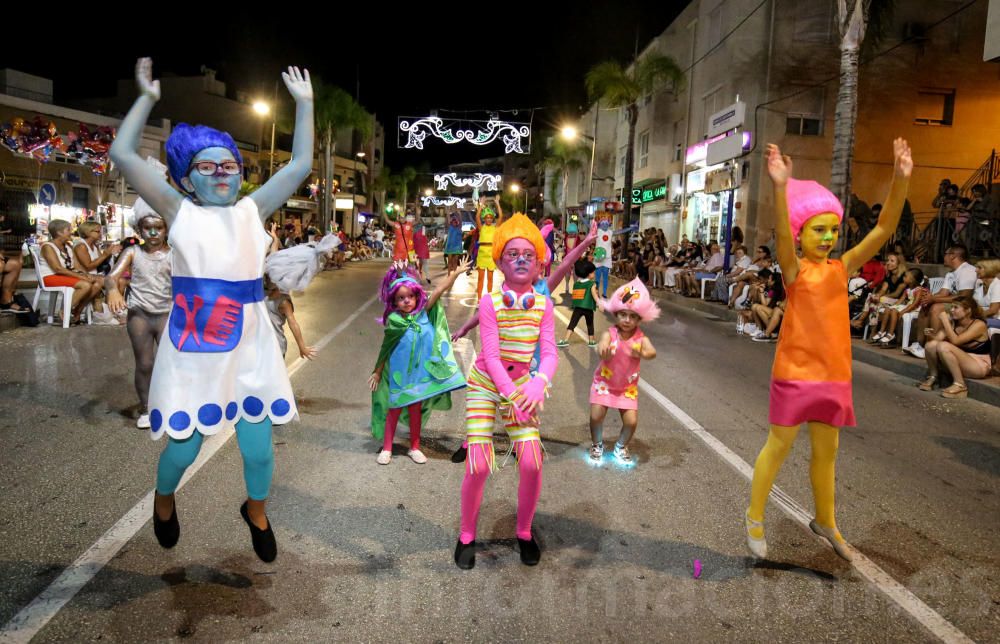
{"left": 914, "top": 89, "right": 955, "bottom": 126}
{"left": 72, "top": 187, "right": 89, "bottom": 208}
{"left": 638, "top": 131, "right": 650, "bottom": 169}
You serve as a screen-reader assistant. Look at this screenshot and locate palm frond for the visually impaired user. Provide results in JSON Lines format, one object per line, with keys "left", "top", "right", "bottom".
{"left": 585, "top": 61, "right": 640, "bottom": 107}
{"left": 635, "top": 53, "right": 685, "bottom": 94}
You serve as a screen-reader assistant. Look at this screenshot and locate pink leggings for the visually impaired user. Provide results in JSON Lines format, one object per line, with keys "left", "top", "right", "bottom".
{"left": 384, "top": 402, "right": 422, "bottom": 452}
{"left": 459, "top": 440, "right": 543, "bottom": 544}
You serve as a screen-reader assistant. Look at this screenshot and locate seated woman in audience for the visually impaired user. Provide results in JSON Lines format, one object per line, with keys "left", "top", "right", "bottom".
{"left": 917, "top": 295, "right": 991, "bottom": 398}
{"left": 663, "top": 242, "right": 691, "bottom": 290}
{"left": 647, "top": 248, "right": 667, "bottom": 289}
{"left": 747, "top": 269, "right": 785, "bottom": 342}
{"left": 38, "top": 220, "right": 103, "bottom": 324}
{"left": 974, "top": 259, "right": 1000, "bottom": 329}
{"left": 728, "top": 246, "right": 772, "bottom": 308}
{"left": 737, "top": 268, "right": 773, "bottom": 335}
{"left": 73, "top": 222, "right": 120, "bottom": 275}
{"left": 871, "top": 267, "right": 926, "bottom": 346}
{"left": 679, "top": 242, "right": 723, "bottom": 296}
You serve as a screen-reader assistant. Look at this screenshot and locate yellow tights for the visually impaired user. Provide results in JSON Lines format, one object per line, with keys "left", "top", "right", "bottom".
{"left": 747, "top": 422, "right": 843, "bottom": 542}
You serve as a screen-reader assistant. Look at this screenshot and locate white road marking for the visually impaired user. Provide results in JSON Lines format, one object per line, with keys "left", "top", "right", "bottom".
{"left": 0, "top": 295, "right": 381, "bottom": 643}
{"left": 551, "top": 306, "right": 973, "bottom": 644}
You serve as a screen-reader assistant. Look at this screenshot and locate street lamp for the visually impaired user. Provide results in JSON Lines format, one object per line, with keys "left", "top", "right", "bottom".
{"left": 509, "top": 183, "right": 527, "bottom": 213}
{"left": 424, "top": 188, "right": 433, "bottom": 197}
{"left": 252, "top": 101, "right": 276, "bottom": 179}
{"left": 560, "top": 124, "right": 597, "bottom": 205}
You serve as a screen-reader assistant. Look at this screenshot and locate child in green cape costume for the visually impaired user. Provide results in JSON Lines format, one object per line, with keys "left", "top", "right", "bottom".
{"left": 368, "top": 259, "right": 470, "bottom": 464}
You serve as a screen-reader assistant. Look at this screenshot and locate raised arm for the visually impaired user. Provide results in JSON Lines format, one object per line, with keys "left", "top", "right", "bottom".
{"left": 765, "top": 144, "right": 799, "bottom": 284}
{"left": 475, "top": 198, "right": 483, "bottom": 228}
{"left": 493, "top": 197, "right": 504, "bottom": 223}
{"left": 546, "top": 219, "right": 597, "bottom": 292}
{"left": 843, "top": 139, "right": 912, "bottom": 275}
{"left": 425, "top": 257, "right": 470, "bottom": 310}
{"left": 249, "top": 67, "right": 314, "bottom": 219}
{"left": 108, "top": 58, "right": 183, "bottom": 224}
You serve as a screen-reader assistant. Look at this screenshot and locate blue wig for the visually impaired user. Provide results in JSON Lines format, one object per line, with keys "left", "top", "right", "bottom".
{"left": 165, "top": 124, "right": 243, "bottom": 190}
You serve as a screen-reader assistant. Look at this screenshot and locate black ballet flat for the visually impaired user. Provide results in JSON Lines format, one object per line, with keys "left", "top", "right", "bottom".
{"left": 153, "top": 501, "right": 180, "bottom": 549}
{"left": 240, "top": 501, "right": 277, "bottom": 563}
{"left": 450, "top": 445, "right": 468, "bottom": 463}
{"left": 518, "top": 535, "right": 541, "bottom": 566}
{"left": 454, "top": 539, "right": 476, "bottom": 569}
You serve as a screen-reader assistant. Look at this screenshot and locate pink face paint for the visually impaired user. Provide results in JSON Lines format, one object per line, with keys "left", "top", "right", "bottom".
{"left": 500, "top": 238, "right": 539, "bottom": 290}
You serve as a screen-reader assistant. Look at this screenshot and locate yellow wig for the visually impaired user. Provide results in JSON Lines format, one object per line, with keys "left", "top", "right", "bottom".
{"left": 491, "top": 213, "right": 547, "bottom": 265}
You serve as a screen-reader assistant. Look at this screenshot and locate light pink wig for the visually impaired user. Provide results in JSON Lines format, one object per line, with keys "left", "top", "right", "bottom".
{"left": 786, "top": 178, "right": 843, "bottom": 240}
{"left": 538, "top": 221, "right": 554, "bottom": 267}
{"left": 601, "top": 278, "right": 661, "bottom": 322}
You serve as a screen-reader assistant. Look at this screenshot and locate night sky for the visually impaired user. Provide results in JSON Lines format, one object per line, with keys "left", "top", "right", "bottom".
{"left": 3, "top": 2, "right": 686, "bottom": 171}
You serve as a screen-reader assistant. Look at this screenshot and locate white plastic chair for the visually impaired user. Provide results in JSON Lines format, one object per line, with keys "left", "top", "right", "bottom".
{"left": 928, "top": 276, "right": 945, "bottom": 293}
{"left": 700, "top": 277, "right": 717, "bottom": 299}
{"left": 899, "top": 311, "right": 919, "bottom": 351}
{"left": 28, "top": 245, "right": 91, "bottom": 328}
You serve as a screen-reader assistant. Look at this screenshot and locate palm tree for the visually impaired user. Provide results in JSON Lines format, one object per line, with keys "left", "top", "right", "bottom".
{"left": 313, "top": 80, "right": 373, "bottom": 230}
{"left": 830, "top": 0, "right": 895, "bottom": 211}
{"left": 586, "top": 53, "right": 684, "bottom": 226}
{"left": 395, "top": 166, "right": 417, "bottom": 214}
{"left": 539, "top": 135, "right": 588, "bottom": 215}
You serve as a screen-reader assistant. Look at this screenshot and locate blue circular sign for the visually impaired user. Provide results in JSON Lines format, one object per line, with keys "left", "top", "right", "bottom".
{"left": 38, "top": 184, "right": 56, "bottom": 207}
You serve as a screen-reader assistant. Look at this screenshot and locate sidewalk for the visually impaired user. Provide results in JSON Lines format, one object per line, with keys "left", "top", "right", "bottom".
{"left": 650, "top": 286, "right": 1000, "bottom": 409}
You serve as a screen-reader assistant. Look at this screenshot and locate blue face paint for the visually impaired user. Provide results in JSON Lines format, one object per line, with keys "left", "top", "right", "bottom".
{"left": 598, "top": 220, "right": 611, "bottom": 231}
{"left": 185, "top": 147, "right": 242, "bottom": 207}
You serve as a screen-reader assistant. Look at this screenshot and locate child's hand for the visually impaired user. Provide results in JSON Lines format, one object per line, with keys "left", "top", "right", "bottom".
{"left": 454, "top": 257, "right": 471, "bottom": 275}
{"left": 765, "top": 144, "right": 792, "bottom": 186}
{"left": 893, "top": 137, "right": 913, "bottom": 180}
{"left": 630, "top": 342, "right": 642, "bottom": 358}
{"left": 300, "top": 346, "right": 318, "bottom": 360}
{"left": 367, "top": 372, "right": 380, "bottom": 391}
{"left": 282, "top": 66, "right": 313, "bottom": 103}
{"left": 599, "top": 342, "right": 614, "bottom": 361}
{"left": 135, "top": 58, "right": 160, "bottom": 101}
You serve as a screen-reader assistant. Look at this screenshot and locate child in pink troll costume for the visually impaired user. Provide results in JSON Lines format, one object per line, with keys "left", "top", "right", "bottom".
{"left": 589, "top": 278, "right": 658, "bottom": 465}
{"left": 454, "top": 214, "right": 557, "bottom": 570}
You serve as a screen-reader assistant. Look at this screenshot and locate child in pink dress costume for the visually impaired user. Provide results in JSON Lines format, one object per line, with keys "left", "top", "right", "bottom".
{"left": 589, "top": 278, "right": 659, "bottom": 464}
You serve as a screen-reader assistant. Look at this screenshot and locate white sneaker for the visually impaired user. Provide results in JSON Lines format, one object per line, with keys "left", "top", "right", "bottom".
{"left": 736, "top": 320, "right": 744, "bottom": 335}
{"left": 744, "top": 323, "right": 758, "bottom": 336}
{"left": 907, "top": 344, "right": 926, "bottom": 359}
{"left": 407, "top": 449, "right": 428, "bottom": 464}
{"left": 136, "top": 413, "right": 151, "bottom": 429}
{"left": 376, "top": 450, "right": 392, "bottom": 465}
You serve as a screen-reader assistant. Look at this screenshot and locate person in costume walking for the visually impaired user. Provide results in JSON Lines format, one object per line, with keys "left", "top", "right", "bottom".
{"left": 558, "top": 259, "right": 599, "bottom": 348}
{"left": 474, "top": 197, "right": 504, "bottom": 299}
{"left": 109, "top": 58, "right": 315, "bottom": 563}
{"left": 104, "top": 198, "right": 172, "bottom": 429}
{"left": 369, "top": 258, "right": 469, "bottom": 465}
{"left": 588, "top": 278, "right": 658, "bottom": 464}
{"left": 444, "top": 211, "right": 465, "bottom": 275}
{"left": 454, "top": 214, "right": 557, "bottom": 570}
{"left": 745, "top": 139, "right": 911, "bottom": 561}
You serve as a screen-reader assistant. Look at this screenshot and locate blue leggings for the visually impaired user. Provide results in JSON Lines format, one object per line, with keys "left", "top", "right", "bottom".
{"left": 155, "top": 418, "right": 274, "bottom": 500}
{"left": 595, "top": 266, "right": 610, "bottom": 297}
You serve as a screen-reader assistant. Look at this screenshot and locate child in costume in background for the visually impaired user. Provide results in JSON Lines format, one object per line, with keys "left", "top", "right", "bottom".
{"left": 592, "top": 211, "right": 633, "bottom": 298}
{"left": 444, "top": 211, "right": 465, "bottom": 275}
{"left": 104, "top": 198, "right": 172, "bottom": 429}
{"left": 449, "top": 220, "right": 597, "bottom": 463}
{"left": 454, "top": 214, "right": 557, "bottom": 570}
{"left": 474, "top": 197, "right": 505, "bottom": 299}
{"left": 412, "top": 208, "right": 431, "bottom": 284}
{"left": 562, "top": 214, "right": 580, "bottom": 294}
{"left": 745, "top": 139, "right": 911, "bottom": 561}
{"left": 589, "top": 278, "right": 659, "bottom": 464}
{"left": 369, "top": 258, "right": 470, "bottom": 464}
{"left": 110, "top": 58, "right": 315, "bottom": 563}
{"left": 383, "top": 208, "right": 416, "bottom": 262}
{"left": 558, "top": 259, "right": 599, "bottom": 347}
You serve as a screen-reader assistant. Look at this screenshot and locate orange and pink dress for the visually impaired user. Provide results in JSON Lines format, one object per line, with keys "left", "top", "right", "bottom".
{"left": 769, "top": 258, "right": 856, "bottom": 427}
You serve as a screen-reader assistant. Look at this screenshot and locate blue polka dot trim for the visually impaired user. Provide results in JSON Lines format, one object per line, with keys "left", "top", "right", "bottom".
{"left": 243, "top": 396, "right": 264, "bottom": 416}
{"left": 225, "top": 402, "right": 238, "bottom": 421}
{"left": 169, "top": 411, "right": 191, "bottom": 431}
{"left": 198, "top": 403, "right": 223, "bottom": 426}
{"left": 271, "top": 398, "right": 291, "bottom": 416}
{"left": 150, "top": 410, "right": 162, "bottom": 432}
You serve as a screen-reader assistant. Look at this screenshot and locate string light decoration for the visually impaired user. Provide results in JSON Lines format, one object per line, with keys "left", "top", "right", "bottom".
{"left": 433, "top": 173, "right": 502, "bottom": 191}
{"left": 421, "top": 196, "right": 467, "bottom": 208}
{"left": 399, "top": 116, "right": 531, "bottom": 153}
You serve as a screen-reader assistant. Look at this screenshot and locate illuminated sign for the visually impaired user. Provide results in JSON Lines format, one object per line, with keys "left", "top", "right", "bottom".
{"left": 631, "top": 180, "right": 667, "bottom": 204}
{"left": 686, "top": 131, "right": 752, "bottom": 165}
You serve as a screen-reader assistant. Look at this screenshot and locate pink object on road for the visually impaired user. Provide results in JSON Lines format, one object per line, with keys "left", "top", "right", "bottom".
{"left": 693, "top": 559, "right": 702, "bottom": 579}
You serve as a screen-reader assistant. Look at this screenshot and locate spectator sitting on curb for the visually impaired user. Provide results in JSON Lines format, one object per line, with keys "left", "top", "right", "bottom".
{"left": 709, "top": 245, "right": 752, "bottom": 302}
{"left": 906, "top": 243, "right": 977, "bottom": 359}
{"left": 748, "top": 269, "right": 785, "bottom": 342}
{"left": 917, "top": 295, "right": 991, "bottom": 398}
{"left": 871, "top": 268, "right": 926, "bottom": 347}
{"left": 728, "top": 246, "right": 773, "bottom": 308}
{"left": 679, "top": 242, "right": 723, "bottom": 296}
{"left": 974, "top": 259, "right": 1000, "bottom": 329}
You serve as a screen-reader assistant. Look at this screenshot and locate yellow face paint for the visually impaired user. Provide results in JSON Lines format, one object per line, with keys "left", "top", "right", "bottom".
{"left": 798, "top": 213, "right": 841, "bottom": 262}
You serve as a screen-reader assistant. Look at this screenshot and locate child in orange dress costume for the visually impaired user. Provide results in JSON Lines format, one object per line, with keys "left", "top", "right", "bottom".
{"left": 745, "top": 139, "right": 912, "bottom": 561}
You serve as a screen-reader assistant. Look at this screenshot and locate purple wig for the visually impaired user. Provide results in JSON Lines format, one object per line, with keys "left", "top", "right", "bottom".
{"left": 378, "top": 264, "right": 428, "bottom": 325}
{"left": 165, "top": 123, "right": 243, "bottom": 190}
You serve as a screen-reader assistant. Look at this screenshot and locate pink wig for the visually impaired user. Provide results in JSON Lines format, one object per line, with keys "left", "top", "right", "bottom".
{"left": 601, "top": 278, "right": 660, "bottom": 322}
{"left": 786, "top": 178, "right": 843, "bottom": 240}
{"left": 378, "top": 264, "right": 428, "bottom": 325}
